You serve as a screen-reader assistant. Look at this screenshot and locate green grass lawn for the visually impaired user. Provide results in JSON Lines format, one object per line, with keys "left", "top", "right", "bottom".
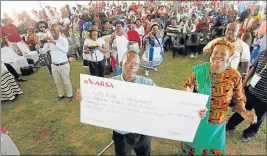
{"left": 1, "top": 52, "right": 266, "bottom": 155}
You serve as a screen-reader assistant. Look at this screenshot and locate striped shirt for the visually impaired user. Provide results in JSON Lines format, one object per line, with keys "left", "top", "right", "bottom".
{"left": 111, "top": 74, "right": 156, "bottom": 134}
{"left": 249, "top": 51, "right": 267, "bottom": 103}
{"left": 166, "top": 25, "right": 180, "bottom": 36}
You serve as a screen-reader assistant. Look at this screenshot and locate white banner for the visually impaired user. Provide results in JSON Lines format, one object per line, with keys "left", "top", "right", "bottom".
{"left": 80, "top": 74, "right": 209, "bottom": 142}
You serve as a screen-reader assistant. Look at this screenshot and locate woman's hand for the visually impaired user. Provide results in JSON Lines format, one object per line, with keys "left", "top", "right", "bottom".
{"left": 185, "top": 86, "right": 194, "bottom": 92}
{"left": 242, "top": 80, "right": 248, "bottom": 88}
{"left": 199, "top": 107, "right": 208, "bottom": 119}
{"left": 241, "top": 110, "right": 257, "bottom": 124}
{"left": 75, "top": 89, "right": 82, "bottom": 102}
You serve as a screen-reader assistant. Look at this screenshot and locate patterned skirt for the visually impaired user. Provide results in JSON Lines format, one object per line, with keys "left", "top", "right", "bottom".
{"left": 1, "top": 71, "right": 23, "bottom": 101}
{"left": 179, "top": 123, "right": 226, "bottom": 156}
{"left": 140, "top": 41, "right": 164, "bottom": 69}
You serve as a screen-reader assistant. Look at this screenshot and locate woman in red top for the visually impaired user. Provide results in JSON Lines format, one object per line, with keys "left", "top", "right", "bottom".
{"left": 25, "top": 28, "right": 39, "bottom": 45}
{"left": 195, "top": 16, "right": 210, "bottom": 32}
{"left": 1, "top": 18, "right": 22, "bottom": 43}
{"left": 1, "top": 18, "right": 39, "bottom": 63}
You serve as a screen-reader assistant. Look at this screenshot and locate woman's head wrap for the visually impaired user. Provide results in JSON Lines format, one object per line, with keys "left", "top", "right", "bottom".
{"left": 150, "top": 22, "right": 159, "bottom": 31}
{"left": 114, "top": 20, "right": 124, "bottom": 27}
{"left": 36, "top": 21, "right": 48, "bottom": 29}
{"left": 209, "top": 39, "right": 234, "bottom": 57}
{"left": 83, "top": 22, "right": 93, "bottom": 31}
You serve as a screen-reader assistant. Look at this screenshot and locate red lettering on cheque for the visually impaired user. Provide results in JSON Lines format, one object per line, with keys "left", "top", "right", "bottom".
{"left": 84, "top": 78, "right": 114, "bottom": 88}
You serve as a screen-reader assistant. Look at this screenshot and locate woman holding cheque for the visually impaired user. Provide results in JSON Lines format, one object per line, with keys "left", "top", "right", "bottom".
{"left": 179, "top": 39, "right": 257, "bottom": 156}
{"left": 83, "top": 29, "right": 108, "bottom": 77}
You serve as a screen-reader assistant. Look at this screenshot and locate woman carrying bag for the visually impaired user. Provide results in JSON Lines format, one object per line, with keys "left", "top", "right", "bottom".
{"left": 83, "top": 29, "right": 108, "bottom": 77}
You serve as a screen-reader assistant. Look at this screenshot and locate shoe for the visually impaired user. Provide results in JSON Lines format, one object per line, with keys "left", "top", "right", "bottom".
{"left": 153, "top": 67, "right": 158, "bottom": 72}
{"left": 190, "top": 54, "right": 194, "bottom": 58}
{"left": 163, "top": 45, "right": 168, "bottom": 51}
{"left": 57, "top": 96, "right": 65, "bottom": 101}
{"left": 145, "top": 70, "right": 149, "bottom": 76}
{"left": 66, "top": 96, "right": 73, "bottom": 102}
{"left": 194, "top": 53, "right": 198, "bottom": 59}
{"left": 226, "top": 127, "right": 236, "bottom": 132}
{"left": 18, "top": 78, "right": 27, "bottom": 82}
{"left": 241, "top": 134, "right": 253, "bottom": 143}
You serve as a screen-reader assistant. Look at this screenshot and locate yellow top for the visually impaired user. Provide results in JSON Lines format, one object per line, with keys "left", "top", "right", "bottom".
{"left": 251, "top": 13, "right": 262, "bottom": 25}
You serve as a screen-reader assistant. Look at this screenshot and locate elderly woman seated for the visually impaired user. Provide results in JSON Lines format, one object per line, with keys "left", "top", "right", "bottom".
{"left": 62, "top": 26, "right": 81, "bottom": 62}
{"left": 1, "top": 34, "right": 33, "bottom": 76}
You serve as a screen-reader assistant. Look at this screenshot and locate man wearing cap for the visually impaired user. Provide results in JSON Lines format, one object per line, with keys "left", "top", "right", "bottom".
{"left": 36, "top": 21, "right": 53, "bottom": 75}
{"left": 37, "top": 24, "right": 73, "bottom": 102}
{"left": 36, "top": 21, "right": 53, "bottom": 42}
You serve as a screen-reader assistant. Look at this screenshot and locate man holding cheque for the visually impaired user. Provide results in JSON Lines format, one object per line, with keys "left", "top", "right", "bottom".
{"left": 76, "top": 50, "right": 207, "bottom": 156}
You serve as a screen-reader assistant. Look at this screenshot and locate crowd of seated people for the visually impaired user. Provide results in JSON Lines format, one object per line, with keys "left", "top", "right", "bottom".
{"left": 1, "top": 1, "right": 266, "bottom": 101}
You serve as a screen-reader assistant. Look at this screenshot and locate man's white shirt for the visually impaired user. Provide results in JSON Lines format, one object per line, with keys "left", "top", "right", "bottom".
{"left": 39, "top": 36, "right": 69, "bottom": 64}
{"left": 203, "top": 37, "right": 250, "bottom": 70}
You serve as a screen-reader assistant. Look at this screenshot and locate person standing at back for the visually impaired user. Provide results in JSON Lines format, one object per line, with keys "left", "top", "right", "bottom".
{"left": 37, "top": 24, "right": 73, "bottom": 102}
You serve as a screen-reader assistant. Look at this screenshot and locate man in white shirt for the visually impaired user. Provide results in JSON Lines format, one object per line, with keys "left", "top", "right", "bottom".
{"left": 37, "top": 24, "right": 73, "bottom": 102}
{"left": 178, "top": 16, "right": 187, "bottom": 33}
{"left": 48, "top": 9, "right": 60, "bottom": 26}
{"left": 204, "top": 22, "right": 250, "bottom": 79}
{"left": 183, "top": 19, "right": 196, "bottom": 35}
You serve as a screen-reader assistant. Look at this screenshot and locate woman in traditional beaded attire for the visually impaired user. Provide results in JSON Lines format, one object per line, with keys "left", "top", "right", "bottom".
{"left": 140, "top": 22, "right": 164, "bottom": 76}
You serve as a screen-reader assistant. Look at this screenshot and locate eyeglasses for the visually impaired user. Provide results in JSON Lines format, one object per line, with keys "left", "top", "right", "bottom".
{"left": 124, "top": 62, "right": 140, "bottom": 67}
{"left": 39, "top": 26, "right": 46, "bottom": 29}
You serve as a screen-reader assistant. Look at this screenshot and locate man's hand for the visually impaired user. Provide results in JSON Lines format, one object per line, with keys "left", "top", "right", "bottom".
{"left": 44, "top": 37, "right": 52, "bottom": 41}
{"left": 199, "top": 107, "right": 208, "bottom": 119}
{"left": 75, "top": 89, "right": 82, "bottom": 102}
{"left": 241, "top": 110, "right": 257, "bottom": 124}
{"left": 84, "top": 50, "right": 90, "bottom": 54}
{"left": 48, "top": 39, "right": 56, "bottom": 44}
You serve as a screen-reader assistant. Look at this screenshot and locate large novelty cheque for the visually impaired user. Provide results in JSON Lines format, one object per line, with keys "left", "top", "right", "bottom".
{"left": 80, "top": 74, "right": 209, "bottom": 142}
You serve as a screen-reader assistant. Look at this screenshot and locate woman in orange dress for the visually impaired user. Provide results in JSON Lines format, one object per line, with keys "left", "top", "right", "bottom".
{"left": 178, "top": 39, "right": 256, "bottom": 156}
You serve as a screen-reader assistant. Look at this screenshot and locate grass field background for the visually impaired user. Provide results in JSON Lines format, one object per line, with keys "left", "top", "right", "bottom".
{"left": 1, "top": 52, "right": 266, "bottom": 155}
